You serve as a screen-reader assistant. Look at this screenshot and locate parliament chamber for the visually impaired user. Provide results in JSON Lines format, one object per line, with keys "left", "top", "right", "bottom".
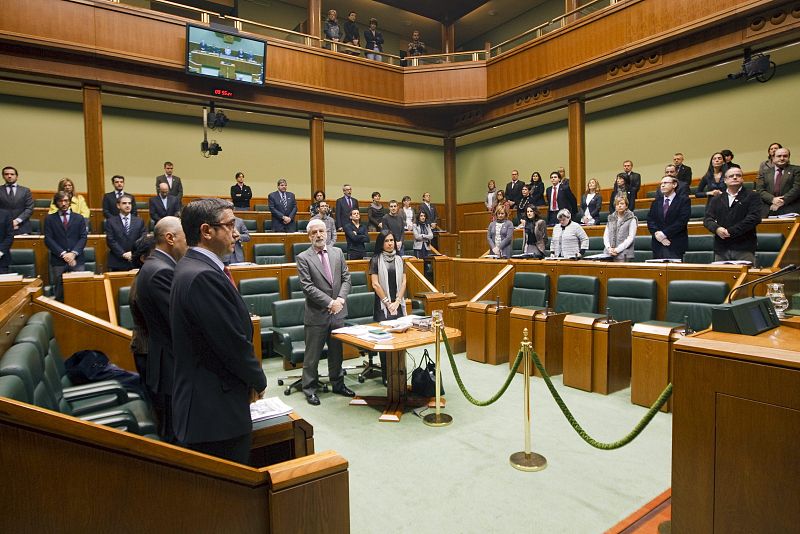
{"left": 2, "top": 0, "right": 800, "bottom": 532}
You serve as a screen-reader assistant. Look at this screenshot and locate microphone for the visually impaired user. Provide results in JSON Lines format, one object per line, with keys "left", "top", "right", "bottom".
{"left": 725, "top": 263, "right": 798, "bottom": 303}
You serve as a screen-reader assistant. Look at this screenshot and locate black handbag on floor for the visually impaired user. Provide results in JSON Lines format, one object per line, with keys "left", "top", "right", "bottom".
{"left": 410, "top": 349, "right": 444, "bottom": 397}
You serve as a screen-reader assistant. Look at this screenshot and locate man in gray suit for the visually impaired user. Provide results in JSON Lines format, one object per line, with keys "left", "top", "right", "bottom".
{"left": 296, "top": 219, "right": 353, "bottom": 405}
{"left": 755, "top": 147, "right": 800, "bottom": 217}
{"left": 1, "top": 166, "right": 34, "bottom": 235}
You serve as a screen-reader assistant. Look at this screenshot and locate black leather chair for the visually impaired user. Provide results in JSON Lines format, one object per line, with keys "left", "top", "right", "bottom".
{"left": 605, "top": 278, "right": 657, "bottom": 324}
{"left": 554, "top": 275, "right": 601, "bottom": 316}
{"left": 271, "top": 298, "right": 329, "bottom": 395}
{"left": 9, "top": 249, "right": 36, "bottom": 277}
{"left": 238, "top": 277, "right": 281, "bottom": 357}
{"left": 641, "top": 280, "right": 729, "bottom": 332}
{"left": 510, "top": 272, "right": 550, "bottom": 310}
{"left": 253, "top": 243, "right": 287, "bottom": 265}
{"left": 344, "top": 292, "right": 383, "bottom": 384}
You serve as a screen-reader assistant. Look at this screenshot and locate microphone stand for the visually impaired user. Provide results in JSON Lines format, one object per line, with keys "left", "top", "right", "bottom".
{"left": 725, "top": 264, "right": 798, "bottom": 303}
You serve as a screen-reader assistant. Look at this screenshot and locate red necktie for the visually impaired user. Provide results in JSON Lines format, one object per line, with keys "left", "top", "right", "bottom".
{"left": 551, "top": 185, "right": 558, "bottom": 211}
{"left": 61, "top": 213, "right": 68, "bottom": 227}
{"left": 774, "top": 168, "right": 783, "bottom": 194}
{"left": 223, "top": 266, "right": 236, "bottom": 288}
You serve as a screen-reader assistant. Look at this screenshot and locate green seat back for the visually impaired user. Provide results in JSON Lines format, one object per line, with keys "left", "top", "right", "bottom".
{"left": 136, "top": 201, "right": 148, "bottom": 210}
{"left": 333, "top": 242, "right": 347, "bottom": 254}
{"left": 345, "top": 292, "right": 375, "bottom": 324}
{"left": 350, "top": 271, "right": 368, "bottom": 293}
{"left": 83, "top": 247, "right": 96, "bottom": 273}
{"left": 242, "top": 219, "right": 257, "bottom": 231}
{"left": 588, "top": 236, "right": 604, "bottom": 250}
{"left": 666, "top": 280, "right": 729, "bottom": 331}
{"left": 117, "top": 286, "right": 134, "bottom": 329}
{"left": 270, "top": 298, "right": 309, "bottom": 365}
{"left": 292, "top": 242, "right": 311, "bottom": 260}
{"left": 297, "top": 220, "right": 309, "bottom": 231}
{"left": 287, "top": 275, "right": 304, "bottom": 299}
{"left": 254, "top": 243, "right": 287, "bottom": 265}
{"left": 254, "top": 204, "right": 268, "bottom": 212}
{"left": 403, "top": 239, "right": 414, "bottom": 252}
{"left": 0, "top": 343, "right": 53, "bottom": 409}
{"left": 0, "top": 374, "right": 27, "bottom": 402}
{"left": 633, "top": 208, "right": 649, "bottom": 221}
{"left": 512, "top": 238, "right": 523, "bottom": 255}
{"left": 686, "top": 234, "right": 713, "bottom": 251}
{"left": 30, "top": 219, "right": 41, "bottom": 234}
{"left": 555, "top": 275, "right": 599, "bottom": 314}
{"left": 606, "top": 278, "right": 657, "bottom": 323}
{"left": 682, "top": 251, "right": 714, "bottom": 264}
{"left": 510, "top": 272, "right": 549, "bottom": 309}
{"left": 34, "top": 198, "right": 50, "bottom": 208}
{"left": 756, "top": 233, "right": 784, "bottom": 268}
{"left": 10, "top": 249, "right": 37, "bottom": 277}
{"left": 238, "top": 277, "right": 281, "bottom": 317}
{"left": 262, "top": 219, "right": 272, "bottom": 231}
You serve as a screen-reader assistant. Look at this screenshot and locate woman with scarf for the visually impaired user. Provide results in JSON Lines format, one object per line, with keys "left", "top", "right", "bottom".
{"left": 370, "top": 230, "right": 407, "bottom": 386}
{"left": 367, "top": 191, "right": 386, "bottom": 231}
{"left": 412, "top": 211, "right": 434, "bottom": 258}
{"left": 603, "top": 195, "right": 638, "bottom": 261}
{"left": 518, "top": 205, "right": 547, "bottom": 258}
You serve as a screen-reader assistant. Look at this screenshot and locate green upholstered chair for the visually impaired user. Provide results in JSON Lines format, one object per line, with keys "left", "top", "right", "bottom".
{"left": 239, "top": 277, "right": 281, "bottom": 357}
{"left": 633, "top": 208, "right": 650, "bottom": 222}
{"left": 262, "top": 218, "right": 272, "bottom": 231}
{"left": 117, "top": 286, "right": 135, "bottom": 329}
{"left": 633, "top": 235, "right": 653, "bottom": 262}
{"left": 554, "top": 275, "right": 600, "bottom": 315}
{"left": 136, "top": 201, "right": 148, "bottom": 211}
{"left": 34, "top": 198, "right": 50, "bottom": 208}
{"left": 364, "top": 241, "right": 375, "bottom": 258}
{"left": 333, "top": 242, "right": 348, "bottom": 255}
{"left": 756, "top": 233, "right": 784, "bottom": 268}
{"left": 350, "top": 271, "right": 369, "bottom": 293}
{"left": 9, "top": 249, "right": 36, "bottom": 277}
{"left": 242, "top": 219, "right": 258, "bottom": 231}
{"left": 586, "top": 236, "right": 605, "bottom": 256}
{"left": 605, "top": 278, "right": 657, "bottom": 324}
{"left": 689, "top": 204, "right": 707, "bottom": 220}
{"left": 287, "top": 275, "right": 304, "bottom": 299}
{"left": 29, "top": 219, "right": 41, "bottom": 234}
{"left": 643, "top": 280, "right": 729, "bottom": 332}
{"left": 254, "top": 243, "right": 287, "bottom": 265}
{"left": 510, "top": 272, "right": 550, "bottom": 310}
{"left": 403, "top": 239, "right": 414, "bottom": 253}
{"left": 83, "top": 247, "right": 97, "bottom": 273}
{"left": 292, "top": 242, "right": 311, "bottom": 260}
{"left": 512, "top": 238, "right": 524, "bottom": 256}
{"left": 254, "top": 204, "right": 268, "bottom": 212}
{"left": 345, "top": 292, "right": 383, "bottom": 383}
{"left": 682, "top": 234, "right": 714, "bottom": 264}
{"left": 597, "top": 211, "right": 609, "bottom": 224}
{"left": 297, "top": 220, "right": 309, "bottom": 231}
{"left": 646, "top": 190, "right": 657, "bottom": 198}
{"left": 271, "top": 298, "right": 329, "bottom": 396}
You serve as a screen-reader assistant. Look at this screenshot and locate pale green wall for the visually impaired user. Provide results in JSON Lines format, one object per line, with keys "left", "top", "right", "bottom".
{"left": 0, "top": 95, "right": 86, "bottom": 191}
{"left": 459, "top": 0, "right": 563, "bottom": 51}
{"left": 325, "top": 133, "right": 443, "bottom": 203}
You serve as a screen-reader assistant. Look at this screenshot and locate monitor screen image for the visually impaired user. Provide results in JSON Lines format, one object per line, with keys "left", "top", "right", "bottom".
{"left": 186, "top": 25, "right": 266, "bottom": 85}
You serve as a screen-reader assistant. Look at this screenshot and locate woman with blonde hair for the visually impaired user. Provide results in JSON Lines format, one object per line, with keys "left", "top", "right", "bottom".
{"left": 580, "top": 178, "right": 602, "bottom": 225}
{"left": 48, "top": 177, "right": 90, "bottom": 218}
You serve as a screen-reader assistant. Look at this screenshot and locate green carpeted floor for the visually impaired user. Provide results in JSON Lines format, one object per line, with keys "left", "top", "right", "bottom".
{"left": 262, "top": 345, "right": 672, "bottom": 534}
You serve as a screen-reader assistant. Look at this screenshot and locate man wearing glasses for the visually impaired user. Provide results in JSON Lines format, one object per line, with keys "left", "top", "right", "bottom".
{"left": 170, "top": 198, "right": 267, "bottom": 463}
{"left": 505, "top": 170, "right": 524, "bottom": 209}
{"left": 647, "top": 176, "right": 691, "bottom": 260}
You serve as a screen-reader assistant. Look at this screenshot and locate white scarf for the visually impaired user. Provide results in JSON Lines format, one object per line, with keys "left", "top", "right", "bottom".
{"left": 377, "top": 252, "right": 405, "bottom": 317}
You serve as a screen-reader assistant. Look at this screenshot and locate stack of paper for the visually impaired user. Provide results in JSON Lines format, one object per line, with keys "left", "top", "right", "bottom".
{"left": 250, "top": 397, "right": 294, "bottom": 422}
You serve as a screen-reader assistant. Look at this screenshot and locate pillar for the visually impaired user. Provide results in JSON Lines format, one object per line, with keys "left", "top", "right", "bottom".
{"left": 568, "top": 98, "right": 585, "bottom": 197}
{"left": 444, "top": 137, "right": 457, "bottom": 233}
{"left": 310, "top": 116, "right": 325, "bottom": 196}
{"left": 82, "top": 85, "right": 104, "bottom": 209}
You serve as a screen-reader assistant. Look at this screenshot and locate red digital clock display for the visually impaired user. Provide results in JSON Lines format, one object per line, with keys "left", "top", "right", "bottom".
{"left": 213, "top": 88, "right": 234, "bottom": 97}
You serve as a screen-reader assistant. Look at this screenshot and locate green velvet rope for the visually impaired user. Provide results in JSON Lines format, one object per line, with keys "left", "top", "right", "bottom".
{"left": 441, "top": 329, "right": 672, "bottom": 449}
{"left": 440, "top": 330, "right": 524, "bottom": 406}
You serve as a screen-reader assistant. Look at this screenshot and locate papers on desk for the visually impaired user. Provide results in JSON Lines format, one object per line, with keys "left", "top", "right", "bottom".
{"left": 332, "top": 324, "right": 395, "bottom": 342}
{"left": 332, "top": 325, "right": 371, "bottom": 335}
{"left": 711, "top": 260, "right": 752, "bottom": 265}
{"left": 645, "top": 258, "right": 683, "bottom": 263}
{"left": 250, "top": 397, "right": 293, "bottom": 422}
{"left": 767, "top": 213, "right": 798, "bottom": 219}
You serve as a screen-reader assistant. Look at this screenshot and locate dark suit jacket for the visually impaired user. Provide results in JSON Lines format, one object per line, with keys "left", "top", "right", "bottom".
{"left": 703, "top": 188, "right": 762, "bottom": 255}
{"left": 105, "top": 215, "right": 146, "bottom": 271}
{"left": 268, "top": 190, "right": 298, "bottom": 232}
{"left": 675, "top": 165, "right": 693, "bottom": 194}
{"left": 0, "top": 184, "right": 34, "bottom": 235}
{"left": 618, "top": 172, "right": 641, "bottom": 200}
{"left": 505, "top": 180, "right": 524, "bottom": 207}
{"left": 335, "top": 196, "right": 359, "bottom": 231}
{"left": 0, "top": 209, "right": 13, "bottom": 270}
{"left": 580, "top": 193, "right": 602, "bottom": 222}
{"left": 149, "top": 194, "right": 181, "bottom": 222}
{"left": 609, "top": 184, "right": 634, "bottom": 212}
{"left": 155, "top": 175, "right": 183, "bottom": 203}
{"left": 419, "top": 202, "right": 438, "bottom": 225}
{"left": 755, "top": 163, "right": 800, "bottom": 217}
{"left": 343, "top": 221, "right": 369, "bottom": 256}
{"left": 545, "top": 183, "right": 578, "bottom": 223}
{"left": 44, "top": 212, "right": 88, "bottom": 266}
{"left": 102, "top": 192, "right": 138, "bottom": 219}
{"left": 134, "top": 249, "right": 177, "bottom": 395}
{"left": 230, "top": 184, "right": 252, "bottom": 209}
{"left": 296, "top": 245, "right": 351, "bottom": 326}
{"left": 364, "top": 29, "right": 384, "bottom": 51}
{"left": 647, "top": 194, "right": 691, "bottom": 259}
{"left": 170, "top": 248, "right": 266, "bottom": 444}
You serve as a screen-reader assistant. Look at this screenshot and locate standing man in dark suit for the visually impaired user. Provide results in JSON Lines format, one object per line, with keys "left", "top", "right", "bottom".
{"left": 102, "top": 175, "right": 138, "bottom": 219}
{"left": 105, "top": 194, "right": 146, "bottom": 271}
{"left": 647, "top": 175, "right": 691, "bottom": 260}
{"left": 673, "top": 153, "right": 693, "bottom": 196}
{"left": 155, "top": 161, "right": 183, "bottom": 204}
{"left": 230, "top": 171, "right": 252, "bottom": 211}
{"left": 44, "top": 191, "right": 88, "bottom": 301}
{"left": 1, "top": 166, "right": 35, "bottom": 235}
{"left": 267, "top": 178, "right": 297, "bottom": 232}
{"left": 419, "top": 191, "right": 439, "bottom": 249}
{"left": 170, "top": 198, "right": 266, "bottom": 463}
{"left": 619, "top": 160, "right": 641, "bottom": 207}
{"left": 545, "top": 171, "right": 577, "bottom": 225}
{"left": 149, "top": 182, "right": 181, "bottom": 223}
{"left": 0, "top": 209, "right": 13, "bottom": 274}
{"left": 222, "top": 217, "right": 250, "bottom": 264}
{"left": 133, "top": 216, "right": 187, "bottom": 441}
{"left": 703, "top": 167, "right": 762, "bottom": 264}
{"left": 335, "top": 184, "right": 359, "bottom": 231}
{"left": 755, "top": 147, "right": 800, "bottom": 217}
{"left": 296, "top": 219, "right": 353, "bottom": 405}
{"left": 504, "top": 170, "right": 524, "bottom": 209}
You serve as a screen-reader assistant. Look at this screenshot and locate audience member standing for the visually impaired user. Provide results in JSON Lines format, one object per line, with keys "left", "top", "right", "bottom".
{"left": 610, "top": 174, "right": 633, "bottom": 212}
{"left": 485, "top": 180, "right": 498, "bottom": 212}
{"left": 401, "top": 196, "right": 414, "bottom": 231}
{"left": 45, "top": 191, "right": 88, "bottom": 301}
{"left": 155, "top": 161, "right": 183, "bottom": 204}
{"left": 323, "top": 9, "right": 341, "bottom": 49}
{"left": 647, "top": 176, "right": 691, "bottom": 260}
{"left": 758, "top": 142, "right": 782, "bottom": 177}
{"left": 150, "top": 182, "right": 181, "bottom": 223}
{"left": 545, "top": 171, "right": 577, "bottom": 225}
{"left": 310, "top": 200, "right": 336, "bottom": 245}
{"left": 48, "top": 178, "right": 90, "bottom": 219}
{"left": 528, "top": 172, "right": 546, "bottom": 206}
{"left": 413, "top": 211, "right": 434, "bottom": 258}
{"left": 755, "top": 147, "right": 800, "bottom": 217}
{"left": 505, "top": 170, "right": 524, "bottom": 209}
{"left": 696, "top": 152, "right": 726, "bottom": 200}
{"left": 580, "top": 178, "right": 602, "bottom": 225}
{"left": 1, "top": 166, "right": 34, "bottom": 235}
{"left": 519, "top": 205, "right": 546, "bottom": 258}
{"left": 380, "top": 199, "right": 405, "bottom": 255}
{"left": 133, "top": 216, "right": 187, "bottom": 442}
{"left": 515, "top": 185, "right": 532, "bottom": 224}
{"left": 367, "top": 191, "right": 385, "bottom": 231}
{"left": 343, "top": 11, "right": 360, "bottom": 55}
{"left": 309, "top": 190, "right": 326, "bottom": 217}
{"left": 487, "top": 207, "right": 514, "bottom": 258}
{"left": 369, "top": 230, "right": 406, "bottom": 386}
{"left": 335, "top": 184, "right": 358, "bottom": 231}
{"left": 419, "top": 192, "right": 438, "bottom": 230}
{"left": 0, "top": 209, "right": 13, "bottom": 273}
{"left": 619, "top": 160, "right": 641, "bottom": 206}
{"left": 673, "top": 153, "right": 693, "bottom": 196}
{"left": 223, "top": 217, "right": 250, "bottom": 264}
{"left": 230, "top": 172, "right": 252, "bottom": 210}
{"left": 170, "top": 199, "right": 267, "bottom": 463}
{"left": 296, "top": 219, "right": 353, "bottom": 406}
{"left": 364, "top": 18, "right": 383, "bottom": 61}
{"left": 343, "top": 208, "right": 369, "bottom": 260}
{"left": 106, "top": 194, "right": 146, "bottom": 271}
{"left": 103, "top": 175, "right": 138, "bottom": 219}
{"left": 268, "top": 178, "right": 297, "bottom": 232}
{"left": 551, "top": 209, "right": 588, "bottom": 258}
{"left": 704, "top": 167, "right": 762, "bottom": 264}
{"left": 721, "top": 149, "right": 740, "bottom": 169}
{"left": 603, "top": 196, "right": 637, "bottom": 262}
{"left": 407, "top": 30, "right": 426, "bottom": 56}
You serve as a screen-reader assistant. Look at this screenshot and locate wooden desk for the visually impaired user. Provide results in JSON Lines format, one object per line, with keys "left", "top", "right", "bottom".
{"left": 562, "top": 314, "right": 631, "bottom": 394}
{"left": 671, "top": 323, "right": 800, "bottom": 533}
{"left": 249, "top": 412, "right": 314, "bottom": 467}
{"left": 465, "top": 302, "right": 510, "bottom": 365}
{"left": 334, "top": 326, "right": 461, "bottom": 422}
{"left": 508, "top": 309, "right": 567, "bottom": 377}
{"left": 630, "top": 322, "right": 683, "bottom": 411}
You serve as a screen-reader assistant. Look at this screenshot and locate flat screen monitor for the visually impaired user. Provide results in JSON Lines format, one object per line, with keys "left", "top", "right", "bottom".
{"left": 186, "top": 25, "right": 266, "bottom": 85}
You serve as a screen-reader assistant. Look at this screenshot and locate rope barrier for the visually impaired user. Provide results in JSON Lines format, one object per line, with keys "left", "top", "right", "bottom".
{"left": 440, "top": 329, "right": 672, "bottom": 449}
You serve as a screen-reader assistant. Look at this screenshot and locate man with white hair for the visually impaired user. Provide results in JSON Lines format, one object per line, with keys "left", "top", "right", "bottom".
{"left": 295, "top": 219, "right": 353, "bottom": 405}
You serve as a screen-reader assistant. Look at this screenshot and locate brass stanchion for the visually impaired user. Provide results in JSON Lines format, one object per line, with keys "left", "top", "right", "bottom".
{"left": 510, "top": 328, "right": 547, "bottom": 471}
{"left": 423, "top": 310, "right": 453, "bottom": 427}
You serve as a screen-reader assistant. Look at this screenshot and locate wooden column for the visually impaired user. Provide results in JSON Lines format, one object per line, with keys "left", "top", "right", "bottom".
{"left": 309, "top": 116, "right": 325, "bottom": 197}
{"left": 565, "top": 0, "right": 579, "bottom": 24}
{"left": 83, "top": 85, "right": 104, "bottom": 210}
{"left": 443, "top": 137, "right": 457, "bottom": 233}
{"left": 567, "top": 98, "right": 585, "bottom": 198}
{"left": 307, "top": 0, "right": 321, "bottom": 45}
{"left": 441, "top": 23, "right": 454, "bottom": 62}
